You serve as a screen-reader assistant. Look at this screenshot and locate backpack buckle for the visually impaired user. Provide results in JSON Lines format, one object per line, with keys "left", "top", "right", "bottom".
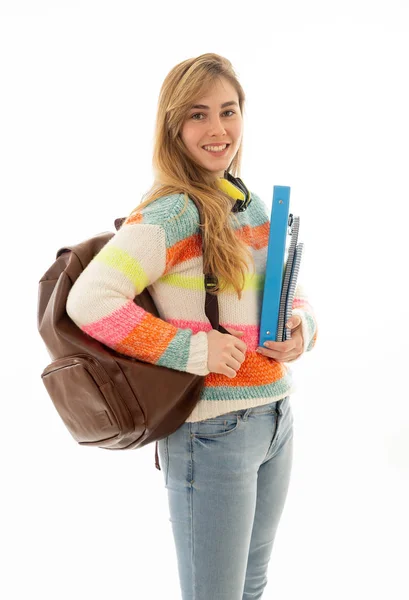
{"left": 204, "top": 274, "right": 218, "bottom": 290}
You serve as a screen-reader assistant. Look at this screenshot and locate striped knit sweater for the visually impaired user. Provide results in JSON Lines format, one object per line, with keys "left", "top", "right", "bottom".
{"left": 66, "top": 191, "right": 318, "bottom": 423}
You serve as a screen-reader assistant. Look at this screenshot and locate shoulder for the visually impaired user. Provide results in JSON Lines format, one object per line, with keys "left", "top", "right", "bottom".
{"left": 247, "top": 190, "right": 270, "bottom": 224}
{"left": 249, "top": 190, "right": 264, "bottom": 207}
{"left": 126, "top": 193, "right": 187, "bottom": 226}
{"left": 125, "top": 192, "right": 199, "bottom": 248}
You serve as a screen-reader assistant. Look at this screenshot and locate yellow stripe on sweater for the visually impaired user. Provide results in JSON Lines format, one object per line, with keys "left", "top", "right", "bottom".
{"left": 160, "top": 272, "right": 265, "bottom": 291}
{"left": 94, "top": 245, "right": 149, "bottom": 292}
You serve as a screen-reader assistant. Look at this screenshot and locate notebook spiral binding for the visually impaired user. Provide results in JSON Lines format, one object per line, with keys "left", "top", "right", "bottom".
{"left": 276, "top": 215, "right": 304, "bottom": 342}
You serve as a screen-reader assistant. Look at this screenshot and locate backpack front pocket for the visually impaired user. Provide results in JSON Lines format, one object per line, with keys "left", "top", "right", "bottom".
{"left": 41, "top": 354, "right": 121, "bottom": 444}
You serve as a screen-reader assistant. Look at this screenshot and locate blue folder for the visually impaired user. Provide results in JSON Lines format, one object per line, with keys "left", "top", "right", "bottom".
{"left": 259, "top": 186, "right": 304, "bottom": 346}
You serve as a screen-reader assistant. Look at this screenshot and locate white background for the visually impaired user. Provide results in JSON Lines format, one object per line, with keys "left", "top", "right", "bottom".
{"left": 1, "top": 1, "right": 408, "bottom": 598}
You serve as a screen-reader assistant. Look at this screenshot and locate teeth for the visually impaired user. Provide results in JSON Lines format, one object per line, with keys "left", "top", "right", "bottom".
{"left": 204, "top": 144, "right": 227, "bottom": 152}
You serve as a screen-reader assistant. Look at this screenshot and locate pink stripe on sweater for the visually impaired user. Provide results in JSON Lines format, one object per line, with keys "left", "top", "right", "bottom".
{"left": 82, "top": 300, "right": 147, "bottom": 345}
{"left": 167, "top": 319, "right": 261, "bottom": 351}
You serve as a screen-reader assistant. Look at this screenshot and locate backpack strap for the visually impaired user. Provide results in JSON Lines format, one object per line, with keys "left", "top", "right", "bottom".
{"left": 115, "top": 194, "right": 230, "bottom": 336}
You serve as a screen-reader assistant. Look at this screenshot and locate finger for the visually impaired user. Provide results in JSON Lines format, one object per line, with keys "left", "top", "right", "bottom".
{"left": 224, "top": 327, "right": 244, "bottom": 336}
{"left": 231, "top": 347, "right": 246, "bottom": 364}
{"left": 257, "top": 347, "right": 280, "bottom": 359}
{"left": 286, "top": 316, "right": 302, "bottom": 329}
{"left": 226, "top": 355, "right": 242, "bottom": 371}
{"left": 233, "top": 337, "right": 247, "bottom": 353}
{"left": 225, "top": 328, "right": 247, "bottom": 351}
{"left": 225, "top": 364, "right": 238, "bottom": 378}
{"left": 262, "top": 340, "right": 295, "bottom": 353}
{"left": 258, "top": 347, "right": 299, "bottom": 362}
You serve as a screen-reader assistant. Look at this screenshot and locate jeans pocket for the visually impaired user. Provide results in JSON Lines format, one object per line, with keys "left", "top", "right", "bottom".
{"left": 283, "top": 396, "right": 293, "bottom": 420}
{"left": 280, "top": 398, "right": 294, "bottom": 441}
{"left": 191, "top": 412, "right": 241, "bottom": 439}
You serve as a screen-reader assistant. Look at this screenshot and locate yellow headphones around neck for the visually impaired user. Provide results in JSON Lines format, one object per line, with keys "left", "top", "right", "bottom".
{"left": 217, "top": 170, "right": 252, "bottom": 212}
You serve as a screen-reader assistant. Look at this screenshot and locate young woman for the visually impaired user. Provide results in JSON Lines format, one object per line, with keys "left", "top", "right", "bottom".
{"left": 66, "top": 53, "right": 318, "bottom": 599}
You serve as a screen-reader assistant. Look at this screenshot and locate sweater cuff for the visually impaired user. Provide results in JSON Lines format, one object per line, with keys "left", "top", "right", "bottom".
{"left": 186, "top": 331, "right": 211, "bottom": 376}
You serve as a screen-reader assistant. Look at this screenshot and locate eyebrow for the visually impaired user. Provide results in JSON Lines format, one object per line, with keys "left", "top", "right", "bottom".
{"left": 189, "top": 101, "right": 239, "bottom": 110}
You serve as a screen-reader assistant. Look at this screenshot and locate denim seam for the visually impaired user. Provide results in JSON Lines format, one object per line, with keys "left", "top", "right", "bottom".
{"left": 188, "top": 422, "right": 196, "bottom": 598}
{"left": 261, "top": 408, "right": 282, "bottom": 464}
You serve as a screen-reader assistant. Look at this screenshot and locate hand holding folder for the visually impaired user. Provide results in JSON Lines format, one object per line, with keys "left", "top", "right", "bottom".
{"left": 259, "top": 186, "right": 304, "bottom": 347}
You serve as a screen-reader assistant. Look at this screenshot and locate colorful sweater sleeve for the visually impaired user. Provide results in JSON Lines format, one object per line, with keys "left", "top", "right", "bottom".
{"left": 66, "top": 195, "right": 210, "bottom": 376}
{"left": 291, "top": 283, "right": 318, "bottom": 353}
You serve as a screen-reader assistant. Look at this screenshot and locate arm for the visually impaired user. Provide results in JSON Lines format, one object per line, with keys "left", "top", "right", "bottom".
{"left": 66, "top": 201, "right": 210, "bottom": 376}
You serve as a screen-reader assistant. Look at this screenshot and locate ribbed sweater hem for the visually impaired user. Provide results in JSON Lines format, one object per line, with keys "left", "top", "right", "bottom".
{"left": 184, "top": 379, "right": 297, "bottom": 423}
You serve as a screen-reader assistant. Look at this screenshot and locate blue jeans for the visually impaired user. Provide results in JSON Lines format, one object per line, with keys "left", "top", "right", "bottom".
{"left": 157, "top": 395, "right": 294, "bottom": 599}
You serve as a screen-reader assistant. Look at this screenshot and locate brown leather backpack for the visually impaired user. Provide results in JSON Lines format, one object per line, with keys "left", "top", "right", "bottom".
{"left": 37, "top": 202, "right": 229, "bottom": 470}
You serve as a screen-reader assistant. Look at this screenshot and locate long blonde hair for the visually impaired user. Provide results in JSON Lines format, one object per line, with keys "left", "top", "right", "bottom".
{"left": 136, "top": 52, "right": 255, "bottom": 300}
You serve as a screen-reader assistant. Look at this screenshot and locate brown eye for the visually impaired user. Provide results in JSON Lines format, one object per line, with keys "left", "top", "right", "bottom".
{"left": 191, "top": 110, "right": 235, "bottom": 121}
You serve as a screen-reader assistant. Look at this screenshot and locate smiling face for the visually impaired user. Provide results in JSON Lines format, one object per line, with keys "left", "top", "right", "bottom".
{"left": 180, "top": 76, "right": 243, "bottom": 179}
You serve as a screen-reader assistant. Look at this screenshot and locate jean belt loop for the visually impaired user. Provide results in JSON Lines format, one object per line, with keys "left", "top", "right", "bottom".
{"left": 241, "top": 408, "right": 251, "bottom": 422}
{"left": 276, "top": 399, "right": 284, "bottom": 417}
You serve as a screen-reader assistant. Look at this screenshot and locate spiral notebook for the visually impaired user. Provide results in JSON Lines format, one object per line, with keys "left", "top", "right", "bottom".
{"left": 259, "top": 186, "right": 304, "bottom": 346}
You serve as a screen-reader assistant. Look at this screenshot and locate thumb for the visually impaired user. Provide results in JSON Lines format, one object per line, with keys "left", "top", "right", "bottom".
{"left": 286, "top": 315, "right": 302, "bottom": 329}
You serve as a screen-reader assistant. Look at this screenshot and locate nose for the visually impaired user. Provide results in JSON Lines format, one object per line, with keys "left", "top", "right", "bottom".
{"left": 207, "top": 114, "right": 226, "bottom": 137}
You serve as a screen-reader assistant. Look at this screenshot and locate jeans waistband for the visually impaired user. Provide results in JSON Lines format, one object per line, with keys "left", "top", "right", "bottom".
{"left": 238, "top": 397, "right": 287, "bottom": 421}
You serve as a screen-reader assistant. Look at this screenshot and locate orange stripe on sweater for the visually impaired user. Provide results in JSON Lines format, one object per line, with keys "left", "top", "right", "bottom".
{"left": 165, "top": 222, "right": 270, "bottom": 271}
{"left": 124, "top": 211, "right": 143, "bottom": 226}
{"left": 114, "top": 312, "right": 177, "bottom": 363}
{"left": 166, "top": 233, "right": 202, "bottom": 272}
{"left": 122, "top": 214, "right": 269, "bottom": 273}
{"left": 205, "top": 351, "right": 287, "bottom": 387}
{"left": 236, "top": 222, "right": 270, "bottom": 249}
